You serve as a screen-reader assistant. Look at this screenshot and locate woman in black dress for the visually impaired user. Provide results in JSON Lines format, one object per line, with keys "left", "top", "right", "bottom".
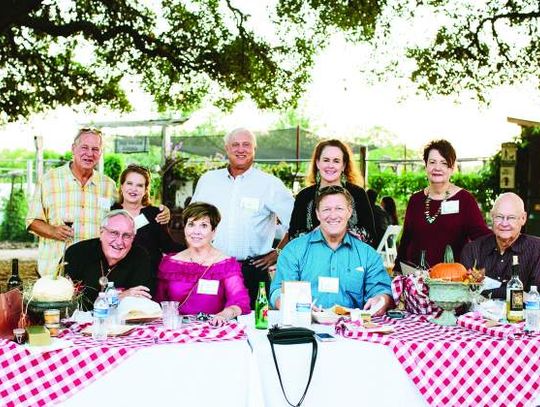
{"left": 111, "top": 165, "right": 184, "bottom": 294}
{"left": 281, "top": 139, "right": 376, "bottom": 248}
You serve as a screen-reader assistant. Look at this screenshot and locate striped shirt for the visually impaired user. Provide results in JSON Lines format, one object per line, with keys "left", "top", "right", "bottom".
{"left": 26, "top": 162, "right": 117, "bottom": 277}
{"left": 461, "top": 233, "right": 540, "bottom": 299}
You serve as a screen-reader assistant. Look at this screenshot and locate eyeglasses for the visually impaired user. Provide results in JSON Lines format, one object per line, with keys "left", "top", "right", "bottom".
{"left": 78, "top": 127, "right": 103, "bottom": 136}
{"left": 319, "top": 185, "right": 346, "bottom": 194}
{"left": 102, "top": 226, "right": 135, "bottom": 241}
{"left": 492, "top": 214, "right": 519, "bottom": 224}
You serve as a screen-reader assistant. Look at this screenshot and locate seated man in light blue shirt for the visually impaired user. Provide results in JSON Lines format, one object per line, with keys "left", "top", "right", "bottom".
{"left": 270, "top": 185, "right": 393, "bottom": 315}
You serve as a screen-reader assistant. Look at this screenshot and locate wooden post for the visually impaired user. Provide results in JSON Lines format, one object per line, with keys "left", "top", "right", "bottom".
{"left": 26, "top": 159, "right": 33, "bottom": 197}
{"left": 162, "top": 125, "right": 171, "bottom": 166}
{"left": 360, "top": 146, "right": 367, "bottom": 188}
{"left": 33, "top": 135, "right": 43, "bottom": 184}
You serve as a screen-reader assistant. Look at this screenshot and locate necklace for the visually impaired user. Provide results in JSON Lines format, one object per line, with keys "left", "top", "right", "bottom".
{"left": 99, "top": 260, "right": 118, "bottom": 289}
{"left": 424, "top": 188, "right": 451, "bottom": 224}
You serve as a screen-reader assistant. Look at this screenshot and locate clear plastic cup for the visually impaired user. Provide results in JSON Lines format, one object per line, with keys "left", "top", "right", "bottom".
{"left": 160, "top": 301, "right": 181, "bottom": 330}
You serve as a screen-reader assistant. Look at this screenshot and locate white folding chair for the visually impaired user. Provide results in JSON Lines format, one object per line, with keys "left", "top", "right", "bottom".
{"left": 376, "top": 225, "right": 402, "bottom": 269}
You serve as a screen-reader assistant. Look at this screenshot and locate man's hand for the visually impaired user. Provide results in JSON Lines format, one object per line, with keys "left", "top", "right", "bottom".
{"left": 51, "top": 225, "right": 74, "bottom": 241}
{"left": 119, "top": 285, "right": 151, "bottom": 299}
{"left": 156, "top": 205, "right": 171, "bottom": 224}
{"left": 251, "top": 250, "right": 278, "bottom": 271}
{"left": 363, "top": 294, "right": 393, "bottom": 317}
{"left": 29, "top": 219, "right": 74, "bottom": 241}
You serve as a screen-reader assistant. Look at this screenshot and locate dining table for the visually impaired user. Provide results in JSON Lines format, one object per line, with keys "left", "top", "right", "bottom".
{"left": 2, "top": 311, "right": 540, "bottom": 407}
{"left": 239, "top": 311, "right": 540, "bottom": 407}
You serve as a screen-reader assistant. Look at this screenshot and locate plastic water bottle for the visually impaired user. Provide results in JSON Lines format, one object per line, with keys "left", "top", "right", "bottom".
{"left": 93, "top": 292, "right": 109, "bottom": 340}
{"left": 105, "top": 282, "right": 119, "bottom": 326}
{"left": 525, "top": 285, "right": 540, "bottom": 332}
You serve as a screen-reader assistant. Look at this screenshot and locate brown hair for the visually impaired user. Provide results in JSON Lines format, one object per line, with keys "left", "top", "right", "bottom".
{"left": 118, "top": 165, "right": 152, "bottom": 206}
{"left": 315, "top": 185, "right": 354, "bottom": 210}
{"left": 423, "top": 139, "right": 457, "bottom": 168}
{"left": 182, "top": 202, "right": 221, "bottom": 231}
{"left": 306, "top": 139, "right": 363, "bottom": 186}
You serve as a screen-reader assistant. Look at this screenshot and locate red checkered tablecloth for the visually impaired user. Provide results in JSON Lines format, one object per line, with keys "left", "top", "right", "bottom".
{"left": 0, "top": 321, "right": 246, "bottom": 407}
{"left": 335, "top": 314, "right": 540, "bottom": 407}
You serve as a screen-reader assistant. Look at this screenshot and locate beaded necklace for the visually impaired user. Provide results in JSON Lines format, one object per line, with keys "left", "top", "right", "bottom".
{"left": 424, "top": 189, "right": 450, "bottom": 224}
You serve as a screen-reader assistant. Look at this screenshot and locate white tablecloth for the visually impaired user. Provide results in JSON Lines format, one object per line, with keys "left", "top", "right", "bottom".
{"left": 240, "top": 312, "right": 540, "bottom": 407}
{"left": 240, "top": 312, "right": 427, "bottom": 407}
{"left": 62, "top": 340, "right": 252, "bottom": 407}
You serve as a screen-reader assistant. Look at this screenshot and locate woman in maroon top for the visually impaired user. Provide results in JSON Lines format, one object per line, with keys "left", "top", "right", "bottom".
{"left": 395, "top": 140, "right": 491, "bottom": 270}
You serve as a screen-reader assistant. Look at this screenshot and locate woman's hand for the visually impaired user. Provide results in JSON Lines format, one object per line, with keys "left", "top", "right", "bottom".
{"left": 156, "top": 205, "right": 171, "bottom": 224}
{"left": 210, "top": 306, "right": 241, "bottom": 326}
{"left": 209, "top": 314, "right": 227, "bottom": 327}
{"left": 119, "top": 285, "right": 151, "bottom": 299}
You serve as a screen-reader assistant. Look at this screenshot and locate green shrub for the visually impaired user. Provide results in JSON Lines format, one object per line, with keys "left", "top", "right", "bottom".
{"left": 104, "top": 154, "right": 125, "bottom": 184}
{"left": 0, "top": 186, "right": 33, "bottom": 242}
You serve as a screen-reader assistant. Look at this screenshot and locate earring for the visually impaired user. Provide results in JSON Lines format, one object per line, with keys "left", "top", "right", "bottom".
{"left": 340, "top": 172, "right": 347, "bottom": 186}
{"left": 315, "top": 171, "right": 321, "bottom": 185}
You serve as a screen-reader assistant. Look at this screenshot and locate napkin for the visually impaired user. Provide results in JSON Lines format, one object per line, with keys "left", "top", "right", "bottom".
{"left": 456, "top": 312, "right": 523, "bottom": 339}
{"left": 117, "top": 297, "right": 162, "bottom": 320}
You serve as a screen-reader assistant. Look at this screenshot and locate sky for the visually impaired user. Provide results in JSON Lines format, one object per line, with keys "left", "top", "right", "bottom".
{"left": 1, "top": 4, "right": 540, "bottom": 159}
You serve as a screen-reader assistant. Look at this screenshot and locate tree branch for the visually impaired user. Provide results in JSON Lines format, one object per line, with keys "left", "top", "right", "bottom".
{"left": 0, "top": 0, "right": 42, "bottom": 33}
{"left": 20, "top": 15, "right": 199, "bottom": 71}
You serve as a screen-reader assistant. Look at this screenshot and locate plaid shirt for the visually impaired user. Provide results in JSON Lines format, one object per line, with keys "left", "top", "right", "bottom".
{"left": 26, "top": 162, "right": 117, "bottom": 276}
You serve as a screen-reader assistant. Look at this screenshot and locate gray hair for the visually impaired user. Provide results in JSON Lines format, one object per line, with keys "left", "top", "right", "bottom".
{"left": 73, "top": 127, "right": 103, "bottom": 146}
{"left": 223, "top": 127, "right": 257, "bottom": 148}
{"left": 101, "top": 209, "right": 136, "bottom": 234}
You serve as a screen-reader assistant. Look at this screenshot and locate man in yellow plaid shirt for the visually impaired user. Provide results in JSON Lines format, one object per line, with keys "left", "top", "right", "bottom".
{"left": 26, "top": 129, "right": 116, "bottom": 277}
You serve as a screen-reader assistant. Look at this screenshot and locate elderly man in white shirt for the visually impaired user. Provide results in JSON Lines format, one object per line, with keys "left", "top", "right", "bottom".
{"left": 192, "top": 128, "right": 294, "bottom": 308}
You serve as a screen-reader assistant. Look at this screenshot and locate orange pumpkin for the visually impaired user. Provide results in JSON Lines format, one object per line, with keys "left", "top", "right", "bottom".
{"left": 429, "top": 262, "right": 468, "bottom": 282}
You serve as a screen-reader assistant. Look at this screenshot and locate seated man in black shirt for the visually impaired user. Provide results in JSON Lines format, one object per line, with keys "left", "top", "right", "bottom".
{"left": 461, "top": 192, "right": 540, "bottom": 299}
{"left": 65, "top": 209, "right": 152, "bottom": 306}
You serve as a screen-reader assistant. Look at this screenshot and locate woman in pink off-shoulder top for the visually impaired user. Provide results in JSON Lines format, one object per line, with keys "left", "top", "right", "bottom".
{"left": 156, "top": 202, "right": 250, "bottom": 322}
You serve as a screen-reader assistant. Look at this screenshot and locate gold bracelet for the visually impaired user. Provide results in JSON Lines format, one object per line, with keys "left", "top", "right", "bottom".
{"left": 275, "top": 248, "right": 282, "bottom": 256}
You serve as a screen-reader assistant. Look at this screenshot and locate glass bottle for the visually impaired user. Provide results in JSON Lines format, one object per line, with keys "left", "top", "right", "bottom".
{"left": 506, "top": 255, "right": 524, "bottom": 323}
{"left": 7, "top": 258, "right": 23, "bottom": 291}
{"left": 417, "top": 250, "right": 429, "bottom": 278}
{"left": 255, "top": 282, "right": 269, "bottom": 330}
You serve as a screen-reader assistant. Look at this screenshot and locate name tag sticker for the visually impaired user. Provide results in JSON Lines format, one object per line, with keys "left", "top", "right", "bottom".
{"left": 98, "top": 196, "right": 112, "bottom": 210}
{"left": 240, "top": 197, "right": 260, "bottom": 212}
{"left": 318, "top": 277, "right": 339, "bottom": 293}
{"left": 134, "top": 213, "right": 149, "bottom": 230}
{"left": 197, "top": 279, "right": 220, "bottom": 295}
{"left": 441, "top": 200, "right": 459, "bottom": 215}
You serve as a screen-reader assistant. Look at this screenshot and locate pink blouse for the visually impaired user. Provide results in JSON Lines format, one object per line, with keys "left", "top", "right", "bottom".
{"left": 156, "top": 255, "right": 251, "bottom": 316}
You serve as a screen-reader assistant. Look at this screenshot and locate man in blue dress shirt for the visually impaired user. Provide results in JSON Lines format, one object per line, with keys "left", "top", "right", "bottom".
{"left": 270, "top": 185, "right": 393, "bottom": 315}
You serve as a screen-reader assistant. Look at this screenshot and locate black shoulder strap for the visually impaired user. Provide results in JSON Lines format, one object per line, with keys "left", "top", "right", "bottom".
{"left": 268, "top": 337, "right": 318, "bottom": 407}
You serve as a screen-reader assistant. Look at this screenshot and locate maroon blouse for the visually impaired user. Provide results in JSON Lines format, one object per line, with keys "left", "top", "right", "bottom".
{"left": 395, "top": 189, "right": 492, "bottom": 269}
